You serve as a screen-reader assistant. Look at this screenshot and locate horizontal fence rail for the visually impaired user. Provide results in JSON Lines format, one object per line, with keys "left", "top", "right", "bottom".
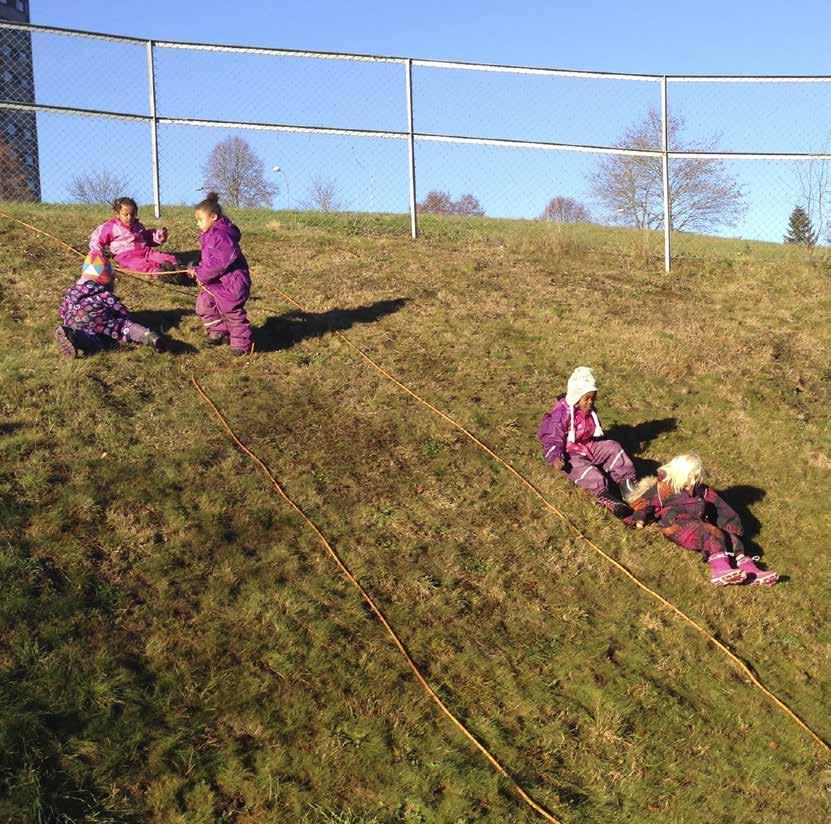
{"left": 3, "top": 20, "right": 831, "bottom": 268}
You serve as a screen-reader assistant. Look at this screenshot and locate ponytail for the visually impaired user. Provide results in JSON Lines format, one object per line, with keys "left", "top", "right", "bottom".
{"left": 195, "top": 191, "right": 223, "bottom": 218}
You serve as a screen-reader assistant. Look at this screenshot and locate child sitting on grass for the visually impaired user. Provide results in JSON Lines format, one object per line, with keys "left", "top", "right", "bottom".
{"left": 54, "top": 253, "right": 168, "bottom": 358}
{"left": 624, "top": 453, "right": 779, "bottom": 587}
{"left": 89, "top": 196, "right": 182, "bottom": 280}
{"left": 538, "top": 366, "right": 637, "bottom": 517}
{"left": 189, "top": 192, "right": 253, "bottom": 356}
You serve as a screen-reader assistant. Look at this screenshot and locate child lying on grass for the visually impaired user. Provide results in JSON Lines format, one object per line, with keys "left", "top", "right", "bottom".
{"left": 538, "top": 366, "right": 637, "bottom": 517}
{"left": 624, "top": 452, "right": 779, "bottom": 587}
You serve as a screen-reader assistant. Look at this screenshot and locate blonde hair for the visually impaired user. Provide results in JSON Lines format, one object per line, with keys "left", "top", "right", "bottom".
{"left": 659, "top": 452, "right": 704, "bottom": 493}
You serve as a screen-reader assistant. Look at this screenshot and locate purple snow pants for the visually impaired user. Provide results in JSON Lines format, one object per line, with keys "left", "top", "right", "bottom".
{"left": 115, "top": 248, "right": 179, "bottom": 275}
{"left": 195, "top": 270, "right": 253, "bottom": 350}
{"left": 563, "top": 439, "right": 635, "bottom": 496}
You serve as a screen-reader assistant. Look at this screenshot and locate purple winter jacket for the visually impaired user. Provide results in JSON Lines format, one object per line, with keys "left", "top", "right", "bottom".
{"left": 538, "top": 396, "right": 605, "bottom": 465}
{"left": 194, "top": 217, "right": 249, "bottom": 286}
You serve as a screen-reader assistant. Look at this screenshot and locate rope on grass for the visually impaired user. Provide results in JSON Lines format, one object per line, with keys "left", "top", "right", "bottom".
{"left": 1, "top": 208, "right": 202, "bottom": 297}
{"left": 191, "top": 374, "right": 562, "bottom": 824}
{"left": 6, "top": 209, "right": 829, "bottom": 757}
{"left": 264, "top": 283, "right": 831, "bottom": 757}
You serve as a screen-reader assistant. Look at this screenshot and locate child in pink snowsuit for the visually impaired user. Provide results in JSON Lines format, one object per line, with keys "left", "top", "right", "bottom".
{"left": 538, "top": 366, "right": 637, "bottom": 517}
{"left": 190, "top": 192, "right": 253, "bottom": 355}
{"left": 625, "top": 453, "right": 779, "bottom": 586}
{"left": 89, "top": 196, "right": 179, "bottom": 277}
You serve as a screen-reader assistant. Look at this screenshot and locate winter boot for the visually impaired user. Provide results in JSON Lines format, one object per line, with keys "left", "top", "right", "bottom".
{"left": 735, "top": 553, "right": 779, "bottom": 586}
{"left": 708, "top": 551, "right": 747, "bottom": 586}
{"left": 138, "top": 328, "right": 168, "bottom": 353}
{"left": 596, "top": 492, "right": 632, "bottom": 519}
{"left": 205, "top": 333, "right": 229, "bottom": 347}
{"left": 230, "top": 343, "right": 254, "bottom": 357}
{"left": 54, "top": 325, "right": 79, "bottom": 359}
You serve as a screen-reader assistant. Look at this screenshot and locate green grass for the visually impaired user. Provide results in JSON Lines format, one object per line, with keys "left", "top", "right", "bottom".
{"left": 1, "top": 202, "right": 830, "bottom": 822}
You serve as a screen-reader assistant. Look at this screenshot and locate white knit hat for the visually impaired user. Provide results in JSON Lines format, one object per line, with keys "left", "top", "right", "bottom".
{"left": 565, "top": 366, "right": 598, "bottom": 406}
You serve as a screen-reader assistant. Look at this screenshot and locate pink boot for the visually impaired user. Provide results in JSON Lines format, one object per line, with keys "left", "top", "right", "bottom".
{"left": 735, "top": 554, "right": 779, "bottom": 586}
{"left": 708, "top": 552, "right": 747, "bottom": 586}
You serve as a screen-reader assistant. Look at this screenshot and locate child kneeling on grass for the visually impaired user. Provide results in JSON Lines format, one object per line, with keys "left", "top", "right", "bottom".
{"left": 538, "top": 366, "right": 637, "bottom": 517}
{"left": 624, "top": 453, "right": 779, "bottom": 587}
{"left": 54, "top": 253, "right": 168, "bottom": 358}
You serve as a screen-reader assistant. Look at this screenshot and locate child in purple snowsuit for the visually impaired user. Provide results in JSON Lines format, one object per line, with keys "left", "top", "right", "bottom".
{"left": 538, "top": 366, "right": 637, "bottom": 516}
{"left": 190, "top": 192, "right": 253, "bottom": 356}
{"left": 625, "top": 453, "right": 779, "bottom": 586}
{"left": 89, "top": 197, "right": 179, "bottom": 278}
{"left": 54, "top": 253, "right": 168, "bottom": 357}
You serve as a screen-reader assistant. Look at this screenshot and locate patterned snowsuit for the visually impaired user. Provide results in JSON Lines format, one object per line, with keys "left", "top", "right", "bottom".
{"left": 89, "top": 216, "right": 178, "bottom": 275}
{"left": 538, "top": 396, "right": 636, "bottom": 496}
{"left": 627, "top": 476, "right": 745, "bottom": 557}
{"left": 58, "top": 280, "right": 152, "bottom": 352}
{"left": 193, "top": 216, "right": 253, "bottom": 351}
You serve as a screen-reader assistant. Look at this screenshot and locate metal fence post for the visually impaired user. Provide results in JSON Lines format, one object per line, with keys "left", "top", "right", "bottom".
{"left": 146, "top": 39, "right": 162, "bottom": 219}
{"left": 661, "top": 75, "right": 672, "bottom": 272}
{"left": 405, "top": 58, "right": 418, "bottom": 239}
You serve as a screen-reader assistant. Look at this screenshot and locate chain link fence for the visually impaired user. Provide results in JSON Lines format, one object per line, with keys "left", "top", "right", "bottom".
{"left": 2, "top": 20, "right": 831, "bottom": 268}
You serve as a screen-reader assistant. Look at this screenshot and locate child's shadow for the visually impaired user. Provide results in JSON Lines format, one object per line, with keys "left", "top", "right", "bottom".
{"left": 603, "top": 418, "right": 677, "bottom": 477}
{"left": 719, "top": 485, "right": 767, "bottom": 557}
{"left": 255, "top": 297, "right": 408, "bottom": 353}
{"left": 130, "top": 308, "right": 198, "bottom": 355}
{"left": 175, "top": 249, "right": 202, "bottom": 267}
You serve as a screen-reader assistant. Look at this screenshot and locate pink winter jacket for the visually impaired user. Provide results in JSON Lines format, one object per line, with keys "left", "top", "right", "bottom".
{"left": 89, "top": 217, "right": 166, "bottom": 260}
{"left": 538, "top": 396, "right": 605, "bottom": 464}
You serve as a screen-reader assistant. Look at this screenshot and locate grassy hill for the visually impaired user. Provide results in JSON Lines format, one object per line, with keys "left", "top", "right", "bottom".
{"left": 1, "top": 203, "right": 830, "bottom": 823}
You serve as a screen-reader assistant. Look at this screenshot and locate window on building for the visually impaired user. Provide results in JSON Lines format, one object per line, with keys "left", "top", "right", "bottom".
{"left": 5, "top": 123, "right": 16, "bottom": 136}
{"left": 25, "top": 154, "right": 34, "bottom": 166}
{"left": 2, "top": 47, "right": 10, "bottom": 58}
{"left": 16, "top": 0, "right": 26, "bottom": 12}
{"left": 3, "top": 70, "right": 12, "bottom": 83}
{"left": 23, "top": 128, "right": 31, "bottom": 140}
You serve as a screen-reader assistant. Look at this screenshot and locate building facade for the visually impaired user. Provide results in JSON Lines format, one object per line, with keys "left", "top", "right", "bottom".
{"left": 0, "top": 0, "right": 41, "bottom": 201}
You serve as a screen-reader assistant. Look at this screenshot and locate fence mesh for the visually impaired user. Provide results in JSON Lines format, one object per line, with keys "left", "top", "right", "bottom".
{"left": 2, "top": 21, "right": 831, "bottom": 262}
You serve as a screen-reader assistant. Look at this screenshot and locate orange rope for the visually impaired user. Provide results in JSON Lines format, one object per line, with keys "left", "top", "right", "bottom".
{"left": 1, "top": 209, "right": 204, "bottom": 297}
{"left": 266, "top": 284, "right": 831, "bottom": 757}
{"left": 191, "top": 374, "right": 562, "bottom": 824}
{"left": 5, "top": 208, "right": 828, "bottom": 757}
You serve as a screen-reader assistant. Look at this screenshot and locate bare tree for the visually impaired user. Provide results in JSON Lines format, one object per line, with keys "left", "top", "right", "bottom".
{"left": 792, "top": 137, "right": 831, "bottom": 246}
{"left": 539, "top": 196, "right": 591, "bottom": 223}
{"left": 590, "top": 109, "right": 746, "bottom": 233}
{"left": 418, "top": 190, "right": 485, "bottom": 216}
{"left": 300, "top": 176, "right": 346, "bottom": 212}
{"left": 453, "top": 193, "right": 485, "bottom": 217}
{"left": 418, "top": 190, "right": 454, "bottom": 215}
{"left": 67, "top": 168, "right": 129, "bottom": 204}
{"left": 202, "top": 137, "right": 277, "bottom": 208}
{"left": 0, "top": 138, "right": 33, "bottom": 201}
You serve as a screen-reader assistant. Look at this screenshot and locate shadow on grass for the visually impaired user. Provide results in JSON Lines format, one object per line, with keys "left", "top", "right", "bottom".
{"left": 0, "top": 421, "right": 24, "bottom": 436}
{"left": 720, "top": 484, "right": 767, "bottom": 557}
{"left": 130, "top": 308, "right": 199, "bottom": 355}
{"left": 174, "top": 248, "right": 202, "bottom": 267}
{"left": 604, "top": 417, "right": 677, "bottom": 476}
{"left": 254, "top": 297, "right": 408, "bottom": 353}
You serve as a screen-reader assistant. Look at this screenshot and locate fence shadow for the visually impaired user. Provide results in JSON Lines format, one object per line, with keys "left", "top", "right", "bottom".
{"left": 603, "top": 417, "right": 677, "bottom": 477}
{"left": 254, "top": 297, "right": 408, "bottom": 353}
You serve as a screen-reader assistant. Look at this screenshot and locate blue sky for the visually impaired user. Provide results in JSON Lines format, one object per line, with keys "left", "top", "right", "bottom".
{"left": 18, "top": 1, "right": 831, "bottom": 241}
{"left": 33, "top": 0, "right": 831, "bottom": 75}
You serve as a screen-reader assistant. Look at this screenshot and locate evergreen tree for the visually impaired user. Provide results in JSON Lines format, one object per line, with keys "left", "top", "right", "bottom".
{"left": 784, "top": 205, "right": 818, "bottom": 247}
